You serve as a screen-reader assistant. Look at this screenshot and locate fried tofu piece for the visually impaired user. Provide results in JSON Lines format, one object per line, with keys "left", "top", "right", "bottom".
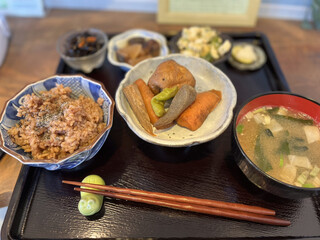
{"left": 148, "top": 60, "right": 196, "bottom": 94}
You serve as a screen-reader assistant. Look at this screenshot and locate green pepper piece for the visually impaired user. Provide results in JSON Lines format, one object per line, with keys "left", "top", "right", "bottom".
{"left": 151, "top": 86, "right": 178, "bottom": 117}
{"left": 151, "top": 98, "right": 165, "bottom": 117}
{"left": 78, "top": 175, "right": 105, "bottom": 216}
{"left": 154, "top": 86, "right": 178, "bottom": 101}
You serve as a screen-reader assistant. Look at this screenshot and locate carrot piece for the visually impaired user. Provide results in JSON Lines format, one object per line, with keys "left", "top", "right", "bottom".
{"left": 78, "top": 38, "right": 86, "bottom": 48}
{"left": 135, "top": 78, "right": 159, "bottom": 124}
{"left": 123, "top": 83, "right": 154, "bottom": 135}
{"left": 177, "top": 89, "right": 222, "bottom": 131}
{"left": 86, "top": 36, "right": 97, "bottom": 43}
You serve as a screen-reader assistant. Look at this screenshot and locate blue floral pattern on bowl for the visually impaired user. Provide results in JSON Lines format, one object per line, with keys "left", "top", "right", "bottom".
{"left": 0, "top": 75, "right": 114, "bottom": 170}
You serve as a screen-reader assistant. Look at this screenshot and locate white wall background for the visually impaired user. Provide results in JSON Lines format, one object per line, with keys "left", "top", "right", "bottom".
{"left": 44, "top": 0, "right": 313, "bottom": 21}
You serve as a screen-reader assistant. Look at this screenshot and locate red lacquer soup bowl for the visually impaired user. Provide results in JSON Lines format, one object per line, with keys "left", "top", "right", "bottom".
{"left": 232, "top": 92, "right": 320, "bottom": 199}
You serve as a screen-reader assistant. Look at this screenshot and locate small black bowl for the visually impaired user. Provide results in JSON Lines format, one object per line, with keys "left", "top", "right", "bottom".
{"left": 168, "top": 31, "right": 233, "bottom": 65}
{"left": 232, "top": 92, "right": 320, "bottom": 199}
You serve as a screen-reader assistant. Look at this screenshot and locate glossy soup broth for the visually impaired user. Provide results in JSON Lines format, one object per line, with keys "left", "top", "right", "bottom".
{"left": 237, "top": 106, "right": 320, "bottom": 188}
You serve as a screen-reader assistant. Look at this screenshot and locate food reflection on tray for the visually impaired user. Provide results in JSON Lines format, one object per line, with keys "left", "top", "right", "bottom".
{"left": 2, "top": 27, "right": 320, "bottom": 239}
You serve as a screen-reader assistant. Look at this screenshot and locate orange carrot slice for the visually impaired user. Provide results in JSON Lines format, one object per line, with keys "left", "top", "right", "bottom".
{"left": 177, "top": 89, "right": 222, "bottom": 131}
{"left": 135, "top": 79, "right": 159, "bottom": 125}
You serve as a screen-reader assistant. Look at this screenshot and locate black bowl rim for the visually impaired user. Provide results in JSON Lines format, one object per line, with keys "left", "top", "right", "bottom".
{"left": 233, "top": 91, "right": 320, "bottom": 192}
{"left": 168, "top": 29, "right": 233, "bottom": 65}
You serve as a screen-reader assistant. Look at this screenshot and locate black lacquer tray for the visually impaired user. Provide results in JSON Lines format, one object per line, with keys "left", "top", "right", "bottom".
{"left": 2, "top": 32, "right": 320, "bottom": 240}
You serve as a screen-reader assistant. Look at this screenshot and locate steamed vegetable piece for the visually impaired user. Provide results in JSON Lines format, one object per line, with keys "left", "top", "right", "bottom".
{"left": 123, "top": 83, "right": 154, "bottom": 135}
{"left": 135, "top": 78, "right": 159, "bottom": 124}
{"left": 148, "top": 60, "right": 196, "bottom": 94}
{"left": 177, "top": 89, "right": 221, "bottom": 131}
{"left": 78, "top": 175, "right": 105, "bottom": 216}
{"left": 151, "top": 86, "right": 178, "bottom": 117}
{"left": 154, "top": 85, "right": 196, "bottom": 130}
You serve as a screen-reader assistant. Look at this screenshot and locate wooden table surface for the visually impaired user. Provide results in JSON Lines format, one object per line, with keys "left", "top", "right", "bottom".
{"left": 0, "top": 9, "right": 320, "bottom": 208}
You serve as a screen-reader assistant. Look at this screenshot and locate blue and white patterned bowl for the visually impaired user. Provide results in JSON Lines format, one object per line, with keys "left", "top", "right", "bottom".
{"left": 108, "top": 29, "right": 169, "bottom": 71}
{"left": 0, "top": 75, "right": 114, "bottom": 170}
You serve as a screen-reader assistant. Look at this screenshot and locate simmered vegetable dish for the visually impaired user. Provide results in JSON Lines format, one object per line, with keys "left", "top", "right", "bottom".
{"left": 237, "top": 106, "right": 320, "bottom": 188}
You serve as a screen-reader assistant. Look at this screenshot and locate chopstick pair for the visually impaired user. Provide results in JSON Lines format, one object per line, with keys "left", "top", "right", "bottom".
{"left": 62, "top": 180, "right": 291, "bottom": 226}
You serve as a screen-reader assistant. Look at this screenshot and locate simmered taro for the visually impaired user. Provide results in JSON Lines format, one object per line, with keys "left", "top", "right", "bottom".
{"left": 66, "top": 31, "right": 104, "bottom": 57}
{"left": 237, "top": 106, "right": 320, "bottom": 188}
{"left": 116, "top": 37, "right": 160, "bottom": 66}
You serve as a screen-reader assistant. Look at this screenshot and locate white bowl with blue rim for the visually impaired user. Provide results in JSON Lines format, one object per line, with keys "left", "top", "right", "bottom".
{"left": 0, "top": 75, "right": 115, "bottom": 170}
{"left": 108, "top": 29, "right": 169, "bottom": 71}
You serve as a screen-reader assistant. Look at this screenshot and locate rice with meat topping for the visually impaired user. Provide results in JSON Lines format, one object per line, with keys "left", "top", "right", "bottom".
{"left": 8, "top": 84, "right": 106, "bottom": 160}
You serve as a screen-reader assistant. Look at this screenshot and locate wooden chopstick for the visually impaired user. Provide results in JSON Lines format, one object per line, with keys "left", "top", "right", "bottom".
{"left": 63, "top": 180, "right": 290, "bottom": 226}
{"left": 74, "top": 187, "right": 290, "bottom": 226}
{"left": 62, "top": 180, "right": 275, "bottom": 216}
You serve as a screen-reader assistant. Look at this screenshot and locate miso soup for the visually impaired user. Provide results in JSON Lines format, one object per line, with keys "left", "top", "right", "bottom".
{"left": 237, "top": 106, "right": 320, "bottom": 188}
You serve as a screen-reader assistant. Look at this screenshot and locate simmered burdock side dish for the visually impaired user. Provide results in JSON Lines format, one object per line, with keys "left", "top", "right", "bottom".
{"left": 123, "top": 60, "right": 222, "bottom": 135}
{"left": 116, "top": 37, "right": 160, "bottom": 66}
{"left": 237, "top": 106, "right": 320, "bottom": 188}
{"left": 8, "top": 84, "right": 106, "bottom": 160}
{"left": 65, "top": 31, "right": 105, "bottom": 57}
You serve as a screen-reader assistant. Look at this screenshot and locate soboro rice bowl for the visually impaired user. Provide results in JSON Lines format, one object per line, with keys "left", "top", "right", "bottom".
{"left": 8, "top": 84, "right": 106, "bottom": 160}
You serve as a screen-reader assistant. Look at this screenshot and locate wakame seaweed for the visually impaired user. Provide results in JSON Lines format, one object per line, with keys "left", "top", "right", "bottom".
{"left": 292, "top": 145, "right": 308, "bottom": 152}
{"left": 273, "top": 114, "right": 314, "bottom": 125}
{"left": 265, "top": 129, "right": 274, "bottom": 137}
{"left": 254, "top": 133, "right": 273, "bottom": 172}
{"left": 266, "top": 107, "right": 279, "bottom": 114}
{"left": 278, "top": 140, "right": 290, "bottom": 155}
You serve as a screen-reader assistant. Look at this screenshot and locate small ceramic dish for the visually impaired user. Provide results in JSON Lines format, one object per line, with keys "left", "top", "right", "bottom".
{"left": 228, "top": 42, "right": 267, "bottom": 71}
{"left": 168, "top": 29, "right": 233, "bottom": 65}
{"left": 116, "top": 54, "right": 237, "bottom": 147}
{"left": 108, "top": 29, "right": 169, "bottom": 71}
{"left": 57, "top": 28, "right": 108, "bottom": 73}
{"left": 0, "top": 75, "right": 115, "bottom": 170}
